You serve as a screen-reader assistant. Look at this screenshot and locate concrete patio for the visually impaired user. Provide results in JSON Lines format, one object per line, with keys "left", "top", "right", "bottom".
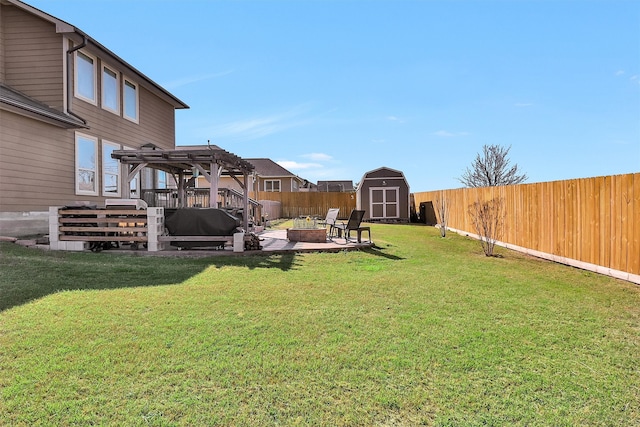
{"left": 5, "top": 227, "right": 373, "bottom": 257}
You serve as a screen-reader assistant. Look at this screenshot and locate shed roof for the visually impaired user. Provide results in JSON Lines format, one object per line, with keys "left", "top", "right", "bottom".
{"left": 356, "top": 166, "right": 409, "bottom": 191}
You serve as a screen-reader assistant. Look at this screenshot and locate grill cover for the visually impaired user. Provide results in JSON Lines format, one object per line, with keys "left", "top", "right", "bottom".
{"left": 165, "top": 208, "right": 241, "bottom": 248}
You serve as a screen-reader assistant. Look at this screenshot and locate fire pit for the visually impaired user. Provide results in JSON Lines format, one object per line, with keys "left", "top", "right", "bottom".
{"left": 286, "top": 216, "right": 327, "bottom": 243}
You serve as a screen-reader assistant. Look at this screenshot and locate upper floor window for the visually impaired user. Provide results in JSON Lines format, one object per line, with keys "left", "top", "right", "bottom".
{"left": 102, "top": 141, "right": 121, "bottom": 197}
{"left": 101, "top": 65, "right": 120, "bottom": 114}
{"left": 265, "top": 180, "right": 281, "bottom": 192}
{"left": 75, "top": 132, "right": 98, "bottom": 195}
{"left": 75, "top": 51, "right": 97, "bottom": 104}
{"left": 123, "top": 78, "right": 139, "bottom": 123}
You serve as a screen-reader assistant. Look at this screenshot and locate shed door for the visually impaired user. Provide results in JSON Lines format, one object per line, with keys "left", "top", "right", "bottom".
{"left": 370, "top": 187, "right": 399, "bottom": 219}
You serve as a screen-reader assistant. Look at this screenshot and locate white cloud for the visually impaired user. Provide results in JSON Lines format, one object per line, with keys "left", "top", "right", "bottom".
{"left": 209, "top": 105, "right": 312, "bottom": 141}
{"left": 301, "top": 153, "right": 333, "bottom": 161}
{"left": 386, "top": 115, "right": 406, "bottom": 123}
{"left": 162, "top": 70, "right": 234, "bottom": 89}
{"left": 615, "top": 70, "right": 625, "bottom": 76}
{"left": 277, "top": 160, "right": 322, "bottom": 170}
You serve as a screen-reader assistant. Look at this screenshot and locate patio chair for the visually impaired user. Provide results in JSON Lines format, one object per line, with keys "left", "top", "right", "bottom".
{"left": 330, "top": 209, "right": 371, "bottom": 243}
{"left": 318, "top": 208, "right": 339, "bottom": 231}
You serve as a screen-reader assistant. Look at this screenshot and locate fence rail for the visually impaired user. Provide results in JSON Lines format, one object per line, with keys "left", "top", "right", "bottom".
{"left": 413, "top": 173, "right": 640, "bottom": 279}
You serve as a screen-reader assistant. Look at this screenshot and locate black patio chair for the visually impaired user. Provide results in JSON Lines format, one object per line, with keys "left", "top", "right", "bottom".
{"left": 330, "top": 209, "right": 371, "bottom": 243}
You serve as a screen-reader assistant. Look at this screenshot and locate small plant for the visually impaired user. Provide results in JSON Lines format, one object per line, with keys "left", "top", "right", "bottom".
{"left": 468, "top": 197, "right": 504, "bottom": 256}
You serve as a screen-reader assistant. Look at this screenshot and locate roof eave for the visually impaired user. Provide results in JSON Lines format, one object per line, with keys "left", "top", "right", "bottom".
{"left": 4, "top": 0, "right": 189, "bottom": 110}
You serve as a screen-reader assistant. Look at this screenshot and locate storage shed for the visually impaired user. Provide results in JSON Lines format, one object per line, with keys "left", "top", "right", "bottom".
{"left": 356, "top": 167, "right": 410, "bottom": 222}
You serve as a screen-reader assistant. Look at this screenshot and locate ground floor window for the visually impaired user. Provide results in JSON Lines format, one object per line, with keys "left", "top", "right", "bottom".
{"left": 157, "top": 170, "right": 167, "bottom": 189}
{"left": 102, "top": 140, "right": 121, "bottom": 197}
{"left": 75, "top": 132, "right": 98, "bottom": 195}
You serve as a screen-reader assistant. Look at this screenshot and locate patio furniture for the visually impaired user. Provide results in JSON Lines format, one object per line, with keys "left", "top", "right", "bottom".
{"left": 330, "top": 209, "right": 371, "bottom": 243}
{"left": 318, "top": 208, "right": 340, "bottom": 231}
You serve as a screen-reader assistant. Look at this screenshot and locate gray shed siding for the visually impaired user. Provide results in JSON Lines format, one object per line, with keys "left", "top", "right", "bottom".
{"left": 356, "top": 167, "right": 410, "bottom": 222}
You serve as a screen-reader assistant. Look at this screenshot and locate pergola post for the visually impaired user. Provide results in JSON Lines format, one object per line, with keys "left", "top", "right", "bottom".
{"left": 210, "top": 162, "right": 219, "bottom": 208}
{"left": 243, "top": 171, "right": 250, "bottom": 230}
{"left": 177, "top": 171, "right": 185, "bottom": 207}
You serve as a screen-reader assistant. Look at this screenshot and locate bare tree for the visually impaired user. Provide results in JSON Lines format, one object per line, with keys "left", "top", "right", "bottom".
{"left": 459, "top": 144, "right": 528, "bottom": 187}
{"left": 468, "top": 197, "right": 505, "bottom": 257}
{"left": 434, "top": 192, "right": 449, "bottom": 237}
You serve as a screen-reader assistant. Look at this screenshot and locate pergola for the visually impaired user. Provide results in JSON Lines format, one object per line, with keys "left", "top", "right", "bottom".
{"left": 111, "top": 146, "right": 255, "bottom": 230}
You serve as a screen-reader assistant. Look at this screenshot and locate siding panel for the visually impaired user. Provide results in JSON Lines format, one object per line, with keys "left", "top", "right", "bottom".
{"left": 3, "top": 6, "right": 64, "bottom": 110}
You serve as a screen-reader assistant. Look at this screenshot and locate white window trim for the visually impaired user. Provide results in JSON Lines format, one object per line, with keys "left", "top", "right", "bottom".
{"left": 75, "top": 132, "right": 99, "bottom": 196}
{"left": 101, "top": 64, "right": 120, "bottom": 115}
{"left": 369, "top": 186, "right": 400, "bottom": 219}
{"left": 123, "top": 77, "right": 139, "bottom": 123}
{"left": 102, "top": 140, "right": 121, "bottom": 197}
{"left": 74, "top": 50, "right": 97, "bottom": 105}
{"left": 265, "top": 179, "right": 281, "bottom": 192}
{"left": 123, "top": 145, "right": 141, "bottom": 198}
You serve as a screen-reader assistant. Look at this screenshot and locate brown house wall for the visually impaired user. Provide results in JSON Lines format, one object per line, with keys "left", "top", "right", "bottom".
{"left": 216, "top": 176, "right": 299, "bottom": 193}
{"left": 0, "top": 3, "right": 182, "bottom": 235}
{"left": 0, "top": 4, "right": 5, "bottom": 82}
{"left": 0, "top": 111, "right": 76, "bottom": 211}
{"left": 71, "top": 84, "right": 176, "bottom": 150}
{"left": 2, "top": 5, "right": 65, "bottom": 110}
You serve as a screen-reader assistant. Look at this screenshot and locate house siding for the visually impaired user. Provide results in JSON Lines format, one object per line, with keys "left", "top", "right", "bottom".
{"left": 0, "top": 2, "right": 186, "bottom": 236}
{"left": 2, "top": 5, "right": 65, "bottom": 110}
{"left": 0, "top": 111, "right": 76, "bottom": 212}
{"left": 0, "top": 4, "right": 5, "bottom": 81}
{"left": 71, "top": 84, "right": 176, "bottom": 150}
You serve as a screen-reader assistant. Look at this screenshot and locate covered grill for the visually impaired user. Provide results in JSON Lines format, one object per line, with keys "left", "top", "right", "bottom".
{"left": 164, "top": 208, "right": 241, "bottom": 249}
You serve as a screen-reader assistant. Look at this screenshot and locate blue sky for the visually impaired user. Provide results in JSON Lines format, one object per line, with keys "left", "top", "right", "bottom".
{"left": 29, "top": 0, "right": 640, "bottom": 191}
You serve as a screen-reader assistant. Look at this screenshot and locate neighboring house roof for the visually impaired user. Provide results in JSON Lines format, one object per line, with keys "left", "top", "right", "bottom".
{"left": 0, "top": 83, "right": 87, "bottom": 129}
{"left": 5, "top": 0, "right": 189, "bottom": 110}
{"left": 246, "top": 158, "right": 303, "bottom": 181}
{"left": 317, "top": 180, "right": 355, "bottom": 192}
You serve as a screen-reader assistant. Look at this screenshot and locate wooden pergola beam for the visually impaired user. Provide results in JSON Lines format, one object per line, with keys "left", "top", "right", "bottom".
{"left": 112, "top": 147, "right": 255, "bottom": 230}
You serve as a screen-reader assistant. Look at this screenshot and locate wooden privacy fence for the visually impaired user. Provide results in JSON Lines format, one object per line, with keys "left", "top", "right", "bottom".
{"left": 413, "top": 173, "right": 640, "bottom": 282}
{"left": 252, "top": 191, "right": 357, "bottom": 220}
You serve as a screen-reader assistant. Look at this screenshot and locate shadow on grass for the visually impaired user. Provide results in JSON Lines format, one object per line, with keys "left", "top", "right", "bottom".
{"left": 361, "top": 245, "right": 405, "bottom": 260}
{"left": 0, "top": 243, "right": 299, "bottom": 312}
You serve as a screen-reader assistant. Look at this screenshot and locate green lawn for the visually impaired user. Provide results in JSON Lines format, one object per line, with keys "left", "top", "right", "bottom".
{"left": 1, "top": 223, "right": 638, "bottom": 426}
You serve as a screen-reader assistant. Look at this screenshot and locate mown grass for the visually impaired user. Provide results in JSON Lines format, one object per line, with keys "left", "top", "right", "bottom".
{"left": 1, "top": 223, "right": 638, "bottom": 426}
